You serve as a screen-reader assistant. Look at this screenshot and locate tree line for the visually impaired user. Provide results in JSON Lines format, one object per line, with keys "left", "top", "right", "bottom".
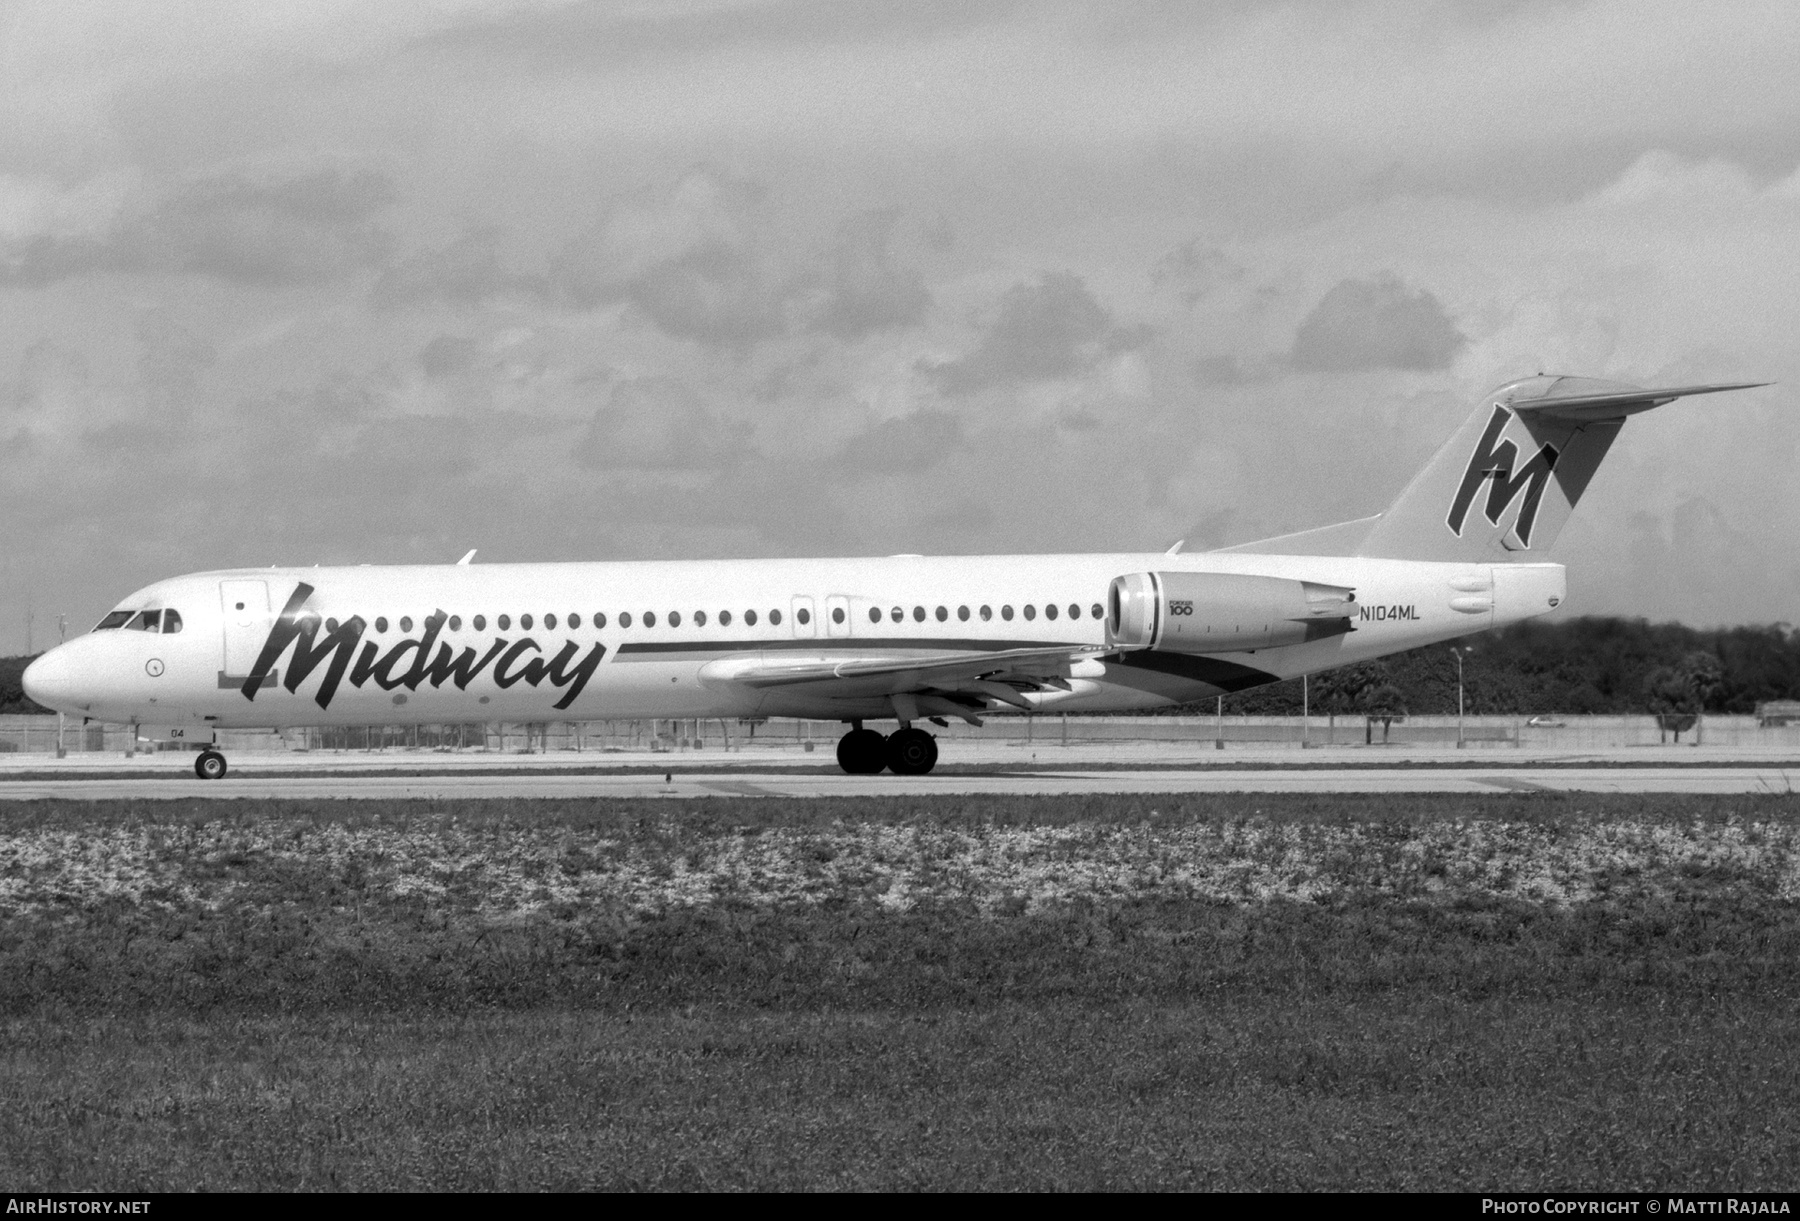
{"left": 3, "top": 617, "right": 1798, "bottom": 718}
{"left": 1206, "top": 617, "right": 1800, "bottom": 719}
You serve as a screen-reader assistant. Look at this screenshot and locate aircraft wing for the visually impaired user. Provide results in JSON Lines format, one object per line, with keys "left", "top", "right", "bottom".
{"left": 699, "top": 645, "right": 1109, "bottom": 718}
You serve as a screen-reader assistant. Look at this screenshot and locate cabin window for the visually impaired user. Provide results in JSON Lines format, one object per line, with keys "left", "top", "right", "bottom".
{"left": 448, "top": 615, "right": 461, "bottom": 631}
{"left": 745, "top": 609, "right": 757, "bottom": 626}
{"left": 545, "top": 613, "right": 557, "bottom": 630}
{"left": 796, "top": 608, "right": 810, "bottom": 625}
{"left": 1070, "top": 604, "right": 1082, "bottom": 621}
{"left": 643, "top": 611, "right": 656, "bottom": 628}
{"left": 890, "top": 607, "right": 903, "bottom": 622}
{"left": 497, "top": 614, "right": 510, "bottom": 630}
{"left": 770, "top": 609, "right": 782, "bottom": 625}
{"left": 376, "top": 617, "right": 390, "bottom": 633}
{"left": 1023, "top": 605, "right": 1037, "bottom": 621}
{"left": 935, "top": 606, "right": 948, "bottom": 622}
{"left": 162, "top": 610, "right": 183, "bottom": 634}
{"left": 1045, "top": 604, "right": 1059, "bottom": 620}
{"left": 669, "top": 611, "right": 682, "bottom": 627}
{"left": 326, "top": 618, "right": 340, "bottom": 633}
{"left": 719, "top": 610, "right": 731, "bottom": 626}
{"left": 869, "top": 607, "right": 882, "bottom": 624}
{"left": 400, "top": 616, "right": 414, "bottom": 633}
{"left": 832, "top": 607, "right": 845, "bottom": 625}
{"left": 980, "top": 606, "right": 992, "bottom": 621}
{"left": 95, "top": 611, "right": 133, "bottom": 630}
{"left": 619, "top": 612, "right": 632, "bottom": 628}
{"left": 474, "top": 615, "right": 486, "bottom": 631}
{"left": 912, "top": 606, "right": 925, "bottom": 622}
{"left": 695, "top": 610, "right": 707, "bottom": 627}
{"left": 593, "top": 613, "right": 606, "bottom": 629}
{"left": 957, "top": 606, "right": 970, "bottom": 621}
{"left": 569, "top": 613, "right": 582, "bottom": 629}
{"left": 1001, "top": 605, "right": 1014, "bottom": 621}
{"left": 521, "top": 613, "right": 534, "bottom": 630}
{"left": 1091, "top": 603, "right": 1103, "bottom": 619}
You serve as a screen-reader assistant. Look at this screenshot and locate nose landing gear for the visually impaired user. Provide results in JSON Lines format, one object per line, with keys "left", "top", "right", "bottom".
{"left": 195, "top": 750, "right": 228, "bottom": 780}
{"left": 834, "top": 724, "right": 939, "bottom": 775}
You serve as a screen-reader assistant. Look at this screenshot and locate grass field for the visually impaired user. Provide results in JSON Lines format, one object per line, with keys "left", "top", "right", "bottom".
{"left": 3, "top": 793, "right": 1799, "bottom": 1190}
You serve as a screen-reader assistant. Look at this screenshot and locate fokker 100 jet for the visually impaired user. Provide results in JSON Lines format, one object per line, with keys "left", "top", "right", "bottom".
{"left": 23, "top": 375, "right": 1763, "bottom": 779}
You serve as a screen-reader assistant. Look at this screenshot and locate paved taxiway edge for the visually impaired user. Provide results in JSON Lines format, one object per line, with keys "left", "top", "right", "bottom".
{"left": 2, "top": 766, "right": 1795, "bottom": 799}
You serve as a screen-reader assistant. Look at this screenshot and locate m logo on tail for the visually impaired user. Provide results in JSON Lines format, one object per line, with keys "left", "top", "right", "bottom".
{"left": 1446, "top": 406, "right": 1559, "bottom": 548}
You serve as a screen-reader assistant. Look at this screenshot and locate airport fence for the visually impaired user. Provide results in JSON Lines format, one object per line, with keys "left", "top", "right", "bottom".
{"left": 3, "top": 713, "right": 1799, "bottom": 757}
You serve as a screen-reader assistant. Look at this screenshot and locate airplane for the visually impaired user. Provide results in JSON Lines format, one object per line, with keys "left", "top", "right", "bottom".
{"left": 22, "top": 374, "right": 1764, "bottom": 780}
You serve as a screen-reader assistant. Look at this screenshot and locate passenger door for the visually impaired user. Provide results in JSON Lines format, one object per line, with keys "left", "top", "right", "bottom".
{"left": 219, "top": 580, "right": 271, "bottom": 680}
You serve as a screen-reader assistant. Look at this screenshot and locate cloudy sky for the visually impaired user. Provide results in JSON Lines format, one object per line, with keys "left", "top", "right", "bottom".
{"left": 4, "top": 0, "right": 1799, "bottom": 649}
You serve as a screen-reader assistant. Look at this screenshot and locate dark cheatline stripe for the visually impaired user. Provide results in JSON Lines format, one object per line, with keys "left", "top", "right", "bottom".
{"left": 615, "top": 637, "right": 1073, "bottom": 657}
{"left": 1107, "top": 651, "right": 1278, "bottom": 692}
{"left": 219, "top": 670, "right": 279, "bottom": 689}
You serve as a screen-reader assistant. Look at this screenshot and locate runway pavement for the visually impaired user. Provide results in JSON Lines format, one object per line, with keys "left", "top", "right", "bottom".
{"left": 2, "top": 761, "right": 1796, "bottom": 799}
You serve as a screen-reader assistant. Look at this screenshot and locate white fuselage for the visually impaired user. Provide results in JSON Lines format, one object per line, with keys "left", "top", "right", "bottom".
{"left": 23, "top": 552, "right": 1564, "bottom": 733}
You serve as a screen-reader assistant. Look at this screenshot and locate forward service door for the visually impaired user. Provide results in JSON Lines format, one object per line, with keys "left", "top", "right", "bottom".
{"left": 219, "top": 580, "right": 271, "bottom": 684}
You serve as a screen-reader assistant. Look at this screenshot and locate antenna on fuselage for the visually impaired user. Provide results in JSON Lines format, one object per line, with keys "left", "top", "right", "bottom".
{"left": 1165, "top": 540, "right": 1185, "bottom": 556}
{"left": 457, "top": 550, "right": 477, "bottom": 565}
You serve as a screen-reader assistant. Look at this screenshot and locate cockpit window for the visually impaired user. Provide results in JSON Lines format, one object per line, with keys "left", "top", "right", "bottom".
{"left": 95, "top": 611, "right": 133, "bottom": 631}
{"left": 162, "top": 610, "right": 183, "bottom": 634}
{"left": 126, "top": 610, "right": 162, "bottom": 631}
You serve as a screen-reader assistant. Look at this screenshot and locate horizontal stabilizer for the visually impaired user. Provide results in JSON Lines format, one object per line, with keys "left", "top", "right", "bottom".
{"left": 1510, "top": 381, "right": 1769, "bottom": 422}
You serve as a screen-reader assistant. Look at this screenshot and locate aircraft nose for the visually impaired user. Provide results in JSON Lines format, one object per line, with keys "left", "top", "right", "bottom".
{"left": 22, "top": 646, "right": 83, "bottom": 713}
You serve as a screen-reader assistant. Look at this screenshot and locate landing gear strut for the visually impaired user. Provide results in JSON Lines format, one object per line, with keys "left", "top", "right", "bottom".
{"left": 835, "top": 725, "right": 939, "bottom": 775}
{"left": 195, "top": 750, "right": 228, "bottom": 780}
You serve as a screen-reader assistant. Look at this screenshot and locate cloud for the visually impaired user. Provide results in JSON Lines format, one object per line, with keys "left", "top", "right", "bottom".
{"left": 1289, "top": 272, "right": 1465, "bottom": 372}
{"left": 555, "top": 168, "right": 789, "bottom": 347}
{"left": 0, "top": 167, "right": 395, "bottom": 286}
{"left": 807, "top": 208, "right": 931, "bottom": 339}
{"left": 136, "top": 313, "right": 216, "bottom": 416}
{"left": 1151, "top": 239, "right": 1243, "bottom": 307}
{"left": 12, "top": 341, "right": 89, "bottom": 420}
{"left": 837, "top": 409, "right": 962, "bottom": 473}
{"left": 373, "top": 229, "right": 545, "bottom": 309}
{"left": 559, "top": 191, "right": 933, "bottom": 349}
{"left": 419, "top": 335, "right": 481, "bottom": 380}
{"left": 928, "top": 272, "right": 1131, "bottom": 393}
{"left": 576, "top": 377, "right": 750, "bottom": 470}
{"left": 1590, "top": 149, "right": 1763, "bottom": 206}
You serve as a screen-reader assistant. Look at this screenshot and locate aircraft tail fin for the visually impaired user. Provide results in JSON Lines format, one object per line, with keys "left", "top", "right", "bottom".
{"left": 1355, "top": 375, "right": 1765, "bottom": 562}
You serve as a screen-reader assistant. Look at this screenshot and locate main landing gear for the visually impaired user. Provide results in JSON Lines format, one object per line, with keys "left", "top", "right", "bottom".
{"left": 835, "top": 723, "right": 939, "bottom": 775}
{"left": 194, "top": 750, "right": 228, "bottom": 780}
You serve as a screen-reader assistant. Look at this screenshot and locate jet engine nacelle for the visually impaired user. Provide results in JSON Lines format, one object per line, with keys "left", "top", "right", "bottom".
{"left": 1107, "top": 571, "right": 1357, "bottom": 653}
